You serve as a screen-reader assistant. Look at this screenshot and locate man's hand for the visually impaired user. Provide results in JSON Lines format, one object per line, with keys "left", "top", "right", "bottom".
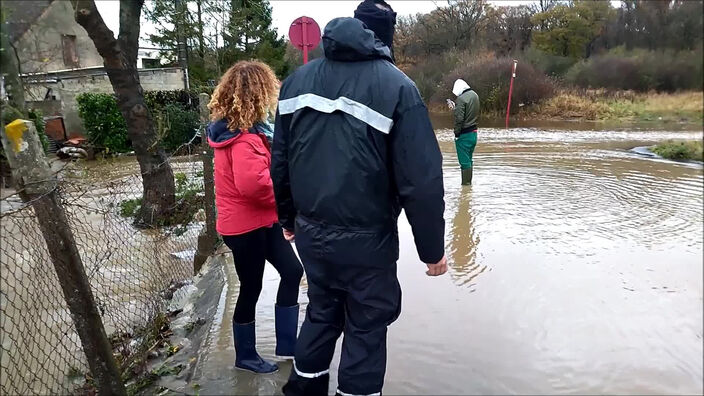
{"left": 283, "top": 228, "right": 295, "bottom": 242}
{"left": 426, "top": 254, "right": 448, "bottom": 276}
{"left": 447, "top": 99, "right": 456, "bottom": 110}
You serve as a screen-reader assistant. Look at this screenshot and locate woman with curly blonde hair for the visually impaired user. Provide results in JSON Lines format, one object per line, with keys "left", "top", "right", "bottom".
{"left": 207, "top": 61, "right": 302, "bottom": 374}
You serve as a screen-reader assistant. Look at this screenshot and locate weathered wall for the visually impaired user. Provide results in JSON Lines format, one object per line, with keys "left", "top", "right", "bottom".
{"left": 23, "top": 68, "right": 186, "bottom": 138}
{"left": 26, "top": 100, "right": 61, "bottom": 116}
{"left": 14, "top": 1, "right": 103, "bottom": 74}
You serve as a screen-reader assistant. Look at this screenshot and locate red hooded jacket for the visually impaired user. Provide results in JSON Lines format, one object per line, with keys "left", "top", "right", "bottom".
{"left": 207, "top": 119, "right": 278, "bottom": 236}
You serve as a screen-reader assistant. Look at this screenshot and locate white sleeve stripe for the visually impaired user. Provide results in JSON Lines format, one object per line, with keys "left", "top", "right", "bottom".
{"left": 278, "top": 93, "right": 394, "bottom": 134}
{"left": 293, "top": 360, "right": 330, "bottom": 378}
{"left": 336, "top": 389, "right": 382, "bottom": 396}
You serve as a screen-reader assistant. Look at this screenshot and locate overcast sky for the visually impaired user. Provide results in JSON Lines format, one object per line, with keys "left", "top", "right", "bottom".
{"left": 95, "top": 1, "right": 620, "bottom": 47}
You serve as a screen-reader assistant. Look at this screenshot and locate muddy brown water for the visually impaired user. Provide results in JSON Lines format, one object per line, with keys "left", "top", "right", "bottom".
{"left": 193, "top": 119, "right": 703, "bottom": 395}
{"left": 3, "top": 121, "right": 700, "bottom": 394}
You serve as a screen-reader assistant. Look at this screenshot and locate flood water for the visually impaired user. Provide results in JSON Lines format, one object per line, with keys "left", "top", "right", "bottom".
{"left": 196, "top": 120, "right": 703, "bottom": 395}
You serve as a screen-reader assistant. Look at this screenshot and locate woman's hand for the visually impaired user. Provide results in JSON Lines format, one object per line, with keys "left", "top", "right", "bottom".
{"left": 283, "top": 228, "right": 295, "bottom": 242}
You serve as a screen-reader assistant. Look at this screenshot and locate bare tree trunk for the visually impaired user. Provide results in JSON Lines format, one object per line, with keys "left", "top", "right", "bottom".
{"left": 72, "top": 0, "right": 175, "bottom": 226}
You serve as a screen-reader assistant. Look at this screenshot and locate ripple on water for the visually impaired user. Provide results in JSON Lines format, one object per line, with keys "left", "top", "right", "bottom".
{"left": 441, "top": 128, "right": 703, "bottom": 291}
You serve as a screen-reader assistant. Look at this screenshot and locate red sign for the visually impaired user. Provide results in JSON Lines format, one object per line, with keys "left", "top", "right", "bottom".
{"left": 288, "top": 16, "right": 321, "bottom": 64}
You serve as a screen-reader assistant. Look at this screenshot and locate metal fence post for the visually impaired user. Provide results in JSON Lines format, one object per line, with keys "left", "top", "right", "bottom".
{"left": 0, "top": 119, "right": 127, "bottom": 396}
{"left": 194, "top": 93, "right": 217, "bottom": 273}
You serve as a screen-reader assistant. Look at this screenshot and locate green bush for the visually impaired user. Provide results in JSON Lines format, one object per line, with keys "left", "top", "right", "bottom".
{"left": 28, "top": 109, "right": 49, "bottom": 153}
{"left": 120, "top": 198, "right": 142, "bottom": 217}
{"left": 523, "top": 46, "right": 577, "bottom": 77}
{"left": 76, "top": 93, "right": 130, "bottom": 153}
{"left": 77, "top": 90, "right": 204, "bottom": 154}
{"left": 153, "top": 103, "right": 200, "bottom": 153}
{"left": 119, "top": 172, "right": 203, "bottom": 229}
{"left": 144, "top": 90, "right": 200, "bottom": 114}
{"left": 565, "top": 47, "right": 704, "bottom": 92}
{"left": 652, "top": 140, "right": 703, "bottom": 161}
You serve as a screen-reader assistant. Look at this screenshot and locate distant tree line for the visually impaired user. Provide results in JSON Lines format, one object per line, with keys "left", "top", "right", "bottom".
{"left": 396, "top": 0, "right": 702, "bottom": 62}
{"left": 394, "top": 0, "right": 703, "bottom": 108}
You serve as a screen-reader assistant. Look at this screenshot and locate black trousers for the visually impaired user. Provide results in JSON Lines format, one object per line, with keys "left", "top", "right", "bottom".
{"left": 223, "top": 224, "right": 303, "bottom": 324}
{"left": 283, "top": 217, "right": 402, "bottom": 396}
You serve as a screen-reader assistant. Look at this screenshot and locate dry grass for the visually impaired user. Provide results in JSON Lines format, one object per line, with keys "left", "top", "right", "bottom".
{"left": 521, "top": 90, "right": 703, "bottom": 122}
{"left": 641, "top": 91, "right": 703, "bottom": 115}
{"left": 526, "top": 93, "right": 612, "bottom": 120}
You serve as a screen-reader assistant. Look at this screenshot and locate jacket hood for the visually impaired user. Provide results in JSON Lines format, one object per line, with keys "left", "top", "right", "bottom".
{"left": 353, "top": 0, "right": 396, "bottom": 52}
{"left": 207, "top": 119, "right": 274, "bottom": 148}
{"left": 453, "top": 79, "right": 470, "bottom": 97}
{"left": 323, "top": 17, "right": 392, "bottom": 62}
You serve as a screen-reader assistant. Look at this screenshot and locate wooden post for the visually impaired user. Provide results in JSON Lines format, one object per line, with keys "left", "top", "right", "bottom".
{"left": 193, "top": 93, "right": 217, "bottom": 273}
{"left": 0, "top": 119, "right": 127, "bottom": 396}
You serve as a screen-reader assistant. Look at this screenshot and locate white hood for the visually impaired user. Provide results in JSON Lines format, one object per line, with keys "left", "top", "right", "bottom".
{"left": 452, "top": 79, "right": 470, "bottom": 97}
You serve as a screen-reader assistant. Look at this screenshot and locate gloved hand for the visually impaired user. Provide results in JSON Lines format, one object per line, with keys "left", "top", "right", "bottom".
{"left": 446, "top": 99, "right": 455, "bottom": 110}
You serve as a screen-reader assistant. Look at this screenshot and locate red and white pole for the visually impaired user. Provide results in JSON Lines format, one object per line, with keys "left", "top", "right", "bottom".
{"left": 302, "top": 17, "right": 309, "bottom": 64}
{"left": 505, "top": 60, "right": 518, "bottom": 129}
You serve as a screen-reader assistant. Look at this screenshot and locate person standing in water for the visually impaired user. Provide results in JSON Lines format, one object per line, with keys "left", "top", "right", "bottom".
{"left": 452, "top": 79, "right": 480, "bottom": 185}
{"left": 207, "top": 61, "right": 303, "bottom": 374}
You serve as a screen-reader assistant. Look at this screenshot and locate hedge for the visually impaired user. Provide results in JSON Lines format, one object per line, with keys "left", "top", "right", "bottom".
{"left": 76, "top": 90, "right": 203, "bottom": 154}
{"left": 565, "top": 47, "right": 704, "bottom": 92}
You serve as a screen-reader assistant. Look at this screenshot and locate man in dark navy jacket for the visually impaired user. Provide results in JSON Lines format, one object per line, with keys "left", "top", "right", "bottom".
{"left": 272, "top": 5, "right": 447, "bottom": 395}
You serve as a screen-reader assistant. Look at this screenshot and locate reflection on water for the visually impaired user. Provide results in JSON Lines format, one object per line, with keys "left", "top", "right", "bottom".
{"left": 203, "top": 123, "right": 703, "bottom": 395}
{"left": 448, "top": 188, "right": 484, "bottom": 290}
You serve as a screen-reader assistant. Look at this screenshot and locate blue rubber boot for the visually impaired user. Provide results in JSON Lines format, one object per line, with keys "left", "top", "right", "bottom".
{"left": 275, "top": 304, "right": 299, "bottom": 358}
{"left": 233, "top": 321, "right": 278, "bottom": 374}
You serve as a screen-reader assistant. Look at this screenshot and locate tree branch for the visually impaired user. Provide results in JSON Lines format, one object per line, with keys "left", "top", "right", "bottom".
{"left": 71, "top": 0, "right": 120, "bottom": 62}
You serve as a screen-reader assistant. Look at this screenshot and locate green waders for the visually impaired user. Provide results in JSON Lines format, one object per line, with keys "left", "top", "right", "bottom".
{"left": 455, "top": 132, "right": 477, "bottom": 185}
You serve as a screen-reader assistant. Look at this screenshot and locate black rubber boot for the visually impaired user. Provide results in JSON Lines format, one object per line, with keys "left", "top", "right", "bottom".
{"left": 283, "top": 372, "right": 330, "bottom": 396}
{"left": 461, "top": 167, "right": 473, "bottom": 185}
{"left": 233, "top": 321, "right": 279, "bottom": 374}
{"left": 275, "top": 304, "right": 299, "bottom": 359}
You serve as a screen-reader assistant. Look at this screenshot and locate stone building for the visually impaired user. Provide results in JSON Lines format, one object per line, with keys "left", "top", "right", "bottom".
{"left": 4, "top": 0, "right": 187, "bottom": 139}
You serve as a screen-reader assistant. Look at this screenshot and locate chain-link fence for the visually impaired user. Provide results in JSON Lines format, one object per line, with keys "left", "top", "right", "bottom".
{"left": 0, "top": 119, "right": 215, "bottom": 394}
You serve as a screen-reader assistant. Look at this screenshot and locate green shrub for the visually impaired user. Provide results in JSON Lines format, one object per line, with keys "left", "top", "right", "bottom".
{"left": 153, "top": 103, "right": 200, "bottom": 153}
{"left": 565, "top": 47, "right": 704, "bottom": 92}
{"left": 28, "top": 109, "right": 49, "bottom": 153}
{"left": 523, "top": 46, "right": 577, "bottom": 77}
{"left": 120, "top": 198, "right": 142, "bottom": 217}
{"left": 144, "top": 90, "right": 200, "bottom": 114}
{"left": 76, "top": 93, "right": 130, "bottom": 153}
{"left": 652, "top": 140, "right": 703, "bottom": 161}
{"left": 77, "top": 90, "right": 205, "bottom": 154}
{"left": 119, "top": 172, "right": 203, "bottom": 227}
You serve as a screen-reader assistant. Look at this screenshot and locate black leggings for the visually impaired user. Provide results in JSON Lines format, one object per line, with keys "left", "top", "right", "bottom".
{"left": 223, "top": 223, "right": 303, "bottom": 324}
